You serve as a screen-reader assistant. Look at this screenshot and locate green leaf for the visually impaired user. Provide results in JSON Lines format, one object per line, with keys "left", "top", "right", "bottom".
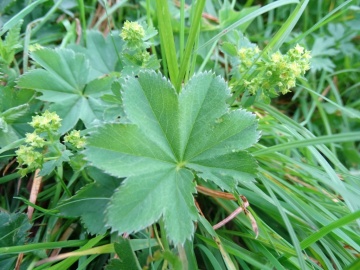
{"left": 0, "top": 0, "right": 47, "bottom": 36}
{"left": 1, "top": 104, "right": 29, "bottom": 123}
{"left": 310, "top": 35, "right": 339, "bottom": 73}
{"left": 0, "top": 87, "right": 37, "bottom": 147}
{"left": 58, "top": 167, "right": 122, "bottom": 234}
{"left": 68, "top": 30, "right": 123, "bottom": 76}
{"left": 39, "top": 149, "right": 72, "bottom": 176}
{"left": 220, "top": 42, "right": 238, "bottom": 57}
{"left": 0, "top": 20, "right": 22, "bottom": 64}
{"left": 17, "top": 48, "right": 114, "bottom": 133}
{"left": 85, "top": 71, "right": 259, "bottom": 244}
{"left": 105, "top": 240, "right": 141, "bottom": 270}
{"left": 163, "top": 250, "right": 183, "bottom": 270}
{"left": 0, "top": 212, "right": 32, "bottom": 269}
{"left": 219, "top": 4, "right": 259, "bottom": 32}
{"left": 0, "top": 212, "right": 31, "bottom": 247}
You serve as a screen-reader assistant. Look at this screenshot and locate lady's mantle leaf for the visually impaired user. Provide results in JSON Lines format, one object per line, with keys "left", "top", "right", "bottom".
{"left": 85, "top": 71, "right": 259, "bottom": 244}
{"left": 58, "top": 167, "right": 122, "bottom": 234}
{"left": 68, "top": 30, "right": 123, "bottom": 76}
{"left": 17, "top": 48, "right": 114, "bottom": 133}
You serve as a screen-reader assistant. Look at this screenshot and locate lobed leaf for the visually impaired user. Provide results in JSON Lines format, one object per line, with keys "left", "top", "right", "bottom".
{"left": 17, "top": 48, "right": 114, "bottom": 133}
{"left": 85, "top": 71, "right": 259, "bottom": 244}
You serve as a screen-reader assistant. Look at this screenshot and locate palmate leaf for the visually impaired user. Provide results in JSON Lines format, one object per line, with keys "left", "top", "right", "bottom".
{"left": 17, "top": 48, "right": 114, "bottom": 133}
{"left": 85, "top": 71, "right": 259, "bottom": 244}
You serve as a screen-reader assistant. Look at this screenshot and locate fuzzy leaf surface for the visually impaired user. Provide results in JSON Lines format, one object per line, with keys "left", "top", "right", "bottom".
{"left": 85, "top": 71, "right": 259, "bottom": 244}
{"left": 17, "top": 48, "right": 114, "bottom": 133}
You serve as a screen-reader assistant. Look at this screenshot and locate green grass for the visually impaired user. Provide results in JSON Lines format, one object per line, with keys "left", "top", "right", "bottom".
{"left": 0, "top": 0, "right": 359, "bottom": 269}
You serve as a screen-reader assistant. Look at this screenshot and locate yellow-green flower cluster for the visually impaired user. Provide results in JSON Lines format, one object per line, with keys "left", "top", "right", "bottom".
{"left": 16, "top": 111, "right": 62, "bottom": 176}
{"left": 28, "top": 43, "right": 43, "bottom": 52}
{"left": 238, "top": 44, "right": 311, "bottom": 97}
{"left": 15, "top": 145, "right": 43, "bottom": 176}
{"left": 238, "top": 46, "right": 260, "bottom": 71}
{"left": 120, "top": 21, "right": 145, "bottom": 48}
{"left": 64, "top": 130, "right": 86, "bottom": 149}
{"left": 135, "top": 51, "right": 150, "bottom": 66}
{"left": 30, "top": 110, "right": 61, "bottom": 133}
{"left": 25, "top": 132, "right": 45, "bottom": 148}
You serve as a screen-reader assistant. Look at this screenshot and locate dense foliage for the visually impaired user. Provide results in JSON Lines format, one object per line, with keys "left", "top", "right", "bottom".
{"left": 0, "top": 0, "right": 359, "bottom": 269}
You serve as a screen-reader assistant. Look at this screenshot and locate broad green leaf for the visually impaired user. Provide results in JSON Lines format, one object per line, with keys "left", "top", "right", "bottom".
{"left": 17, "top": 48, "right": 115, "bottom": 133}
{"left": 0, "top": 212, "right": 31, "bottom": 247}
{"left": 105, "top": 240, "right": 141, "bottom": 270}
{"left": 68, "top": 30, "right": 123, "bottom": 77}
{"left": 1, "top": 104, "right": 29, "bottom": 123}
{"left": 58, "top": 167, "right": 122, "bottom": 234}
{"left": 0, "top": 213, "right": 32, "bottom": 269}
{"left": 85, "top": 71, "right": 259, "bottom": 244}
{"left": 0, "top": 87, "right": 37, "bottom": 147}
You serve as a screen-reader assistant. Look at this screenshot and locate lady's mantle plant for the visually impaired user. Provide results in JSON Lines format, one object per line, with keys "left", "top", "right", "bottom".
{"left": 16, "top": 22, "right": 260, "bottom": 245}
{"left": 238, "top": 44, "right": 311, "bottom": 98}
{"left": 84, "top": 71, "right": 259, "bottom": 244}
{"left": 16, "top": 111, "right": 85, "bottom": 176}
{"left": 222, "top": 32, "right": 311, "bottom": 104}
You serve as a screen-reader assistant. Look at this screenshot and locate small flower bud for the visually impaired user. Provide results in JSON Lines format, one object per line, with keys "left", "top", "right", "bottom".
{"left": 64, "top": 130, "right": 86, "bottom": 149}
{"left": 29, "top": 44, "right": 43, "bottom": 52}
{"left": 16, "top": 145, "right": 43, "bottom": 175}
{"left": 30, "top": 111, "right": 61, "bottom": 133}
{"left": 271, "top": 52, "right": 282, "bottom": 62}
{"left": 25, "top": 132, "right": 45, "bottom": 148}
{"left": 120, "top": 21, "right": 145, "bottom": 47}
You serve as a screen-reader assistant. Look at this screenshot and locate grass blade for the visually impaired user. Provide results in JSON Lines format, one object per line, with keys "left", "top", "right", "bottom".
{"left": 254, "top": 132, "right": 360, "bottom": 156}
{"left": 263, "top": 0, "right": 309, "bottom": 53}
{"left": 196, "top": 0, "right": 299, "bottom": 53}
{"left": 0, "top": 0, "right": 48, "bottom": 36}
{"left": 175, "top": 0, "right": 206, "bottom": 91}
{"left": 290, "top": 0, "right": 354, "bottom": 44}
{"left": 261, "top": 176, "right": 307, "bottom": 269}
{"left": 156, "top": 0, "right": 179, "bottom": 86}
{"left": 300, "top": 210, "right": 360, "bottom": 250}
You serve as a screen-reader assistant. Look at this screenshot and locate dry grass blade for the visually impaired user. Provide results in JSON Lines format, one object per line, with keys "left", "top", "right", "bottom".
{"left": 213, "top": 196, "right": 250, "bottom": 230}
{"left": 27, "top": 169, "right": 42, "bottom": 220}
{"left": 196, "top": 185, "right": 236, "bottom": 200}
